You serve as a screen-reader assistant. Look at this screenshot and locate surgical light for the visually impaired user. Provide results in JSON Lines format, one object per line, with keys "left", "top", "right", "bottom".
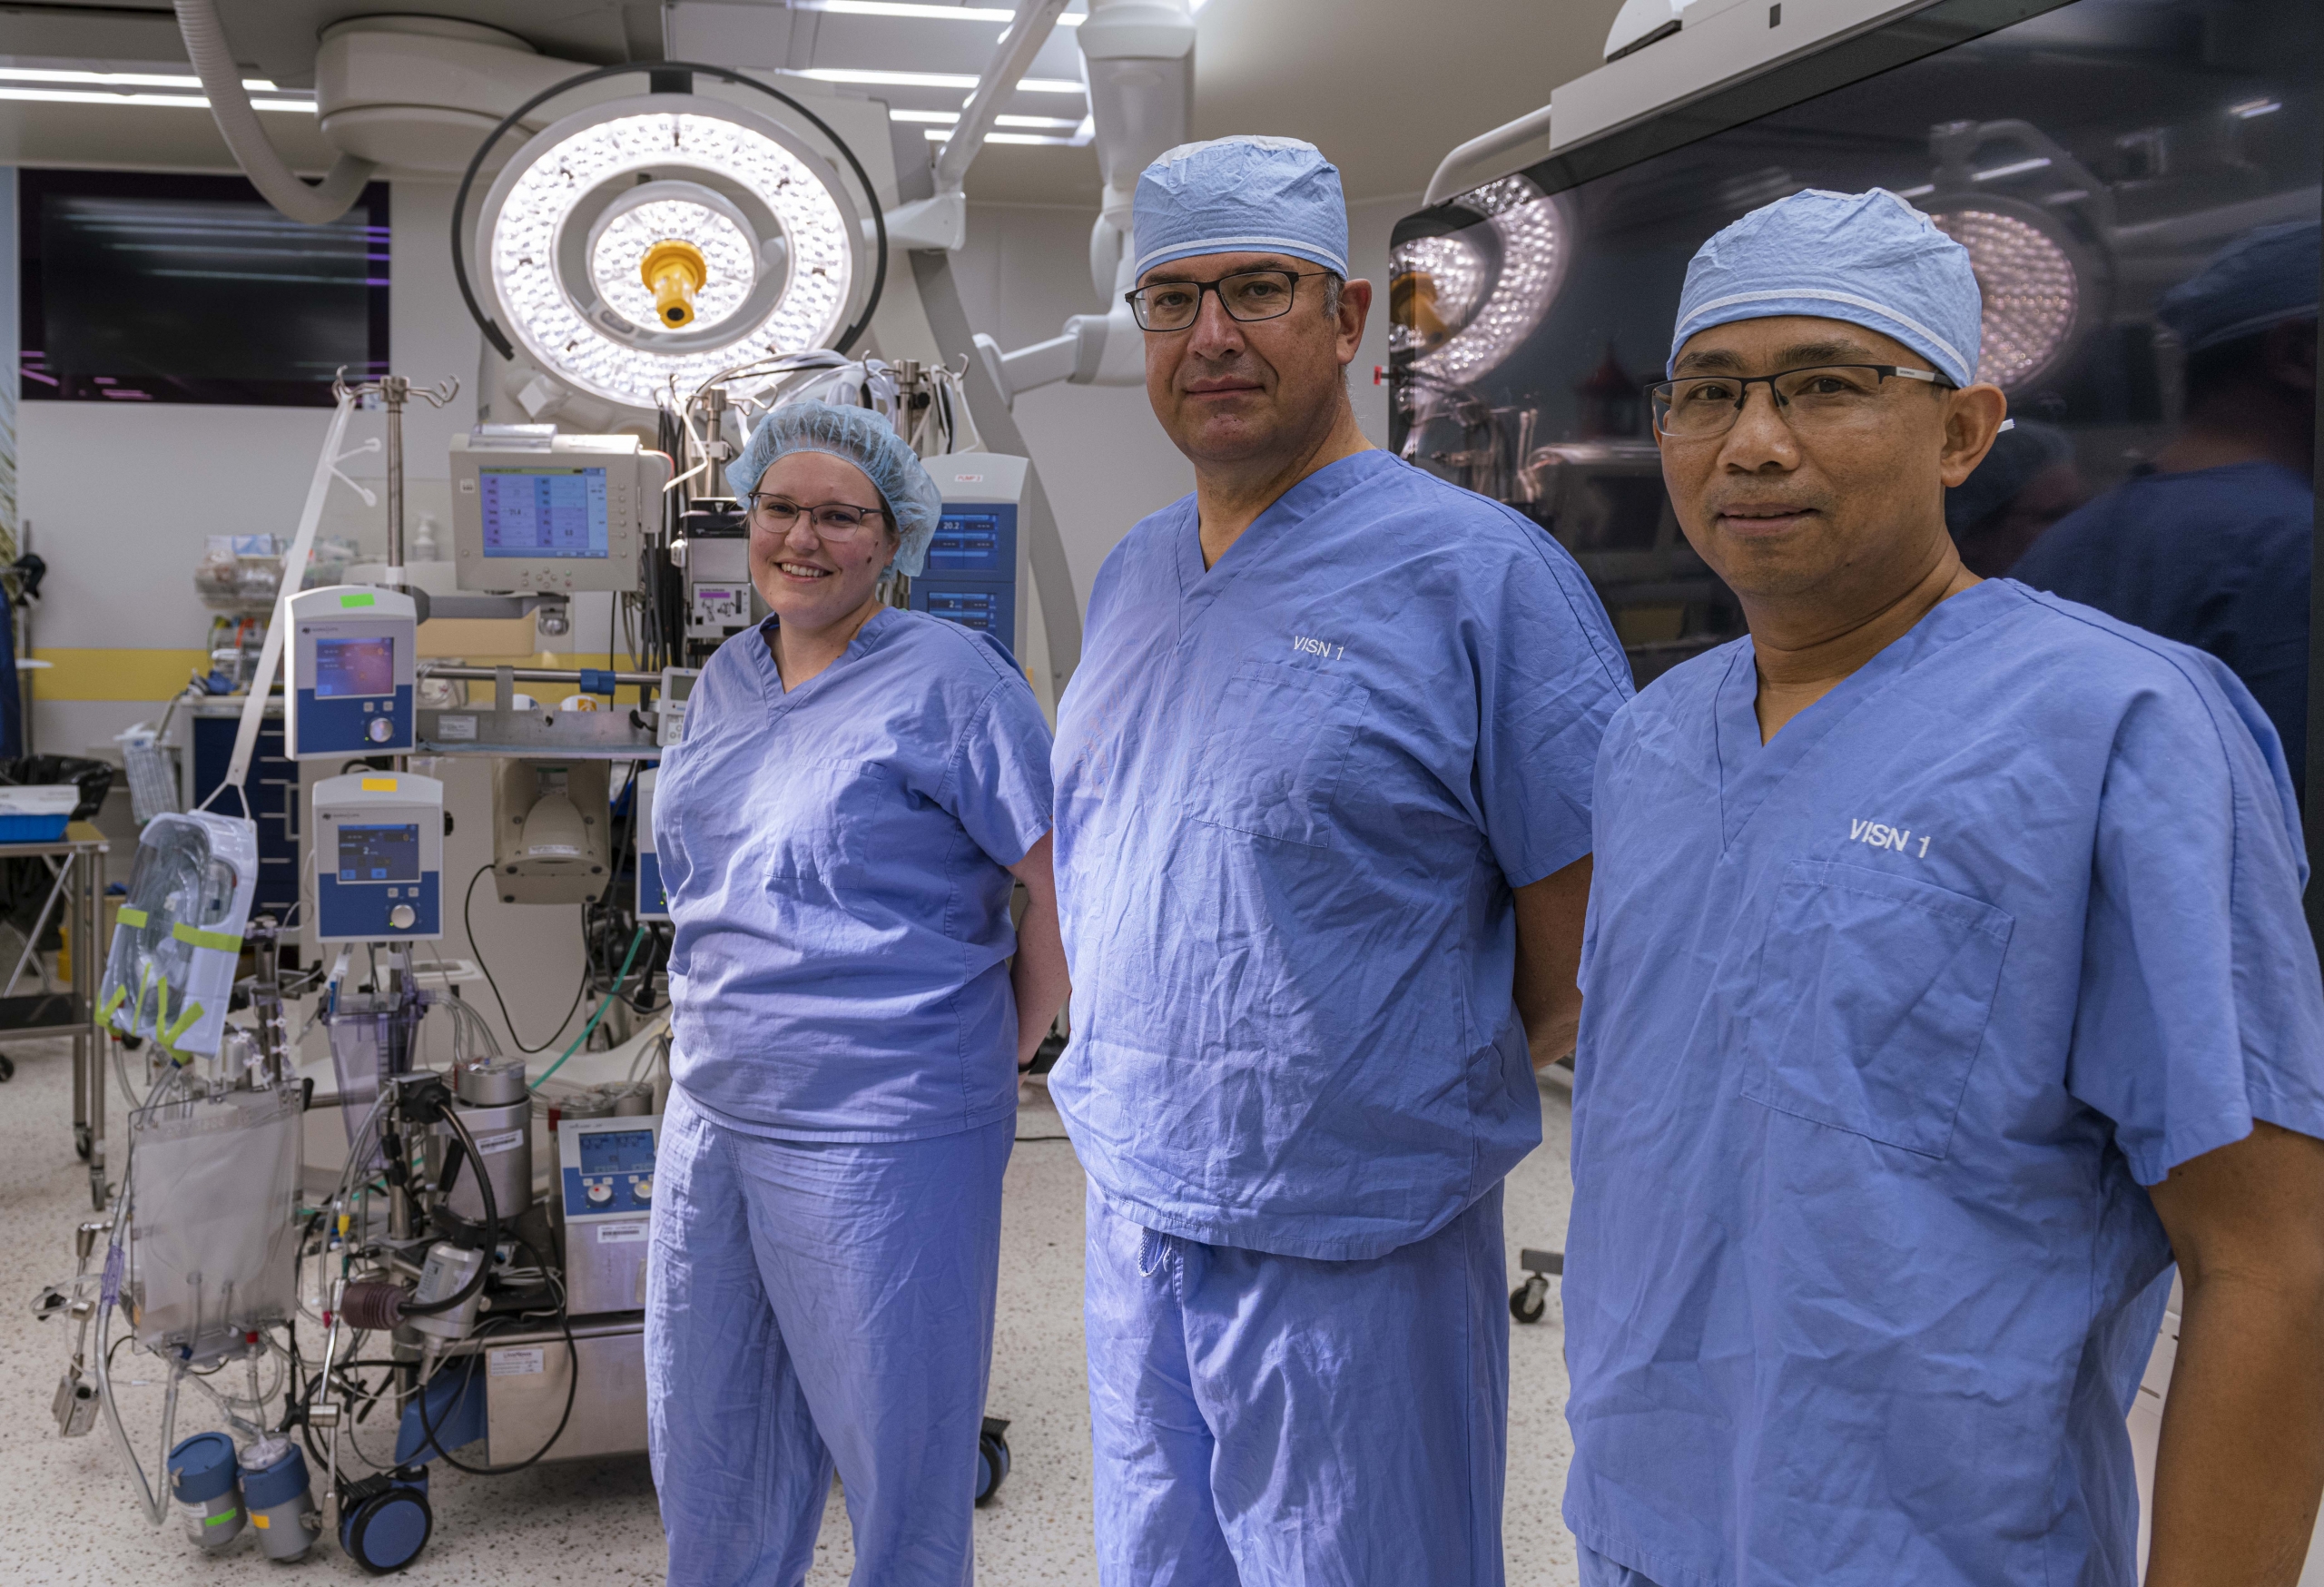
{"left": 1397, "top": 176, "right": 1571, "bottom": 386}
{"left": 1926, "top": 202, "right": 2085, "bottom": 391}
{"left": 462, "top": 71, "right": 881, "bottom": 419}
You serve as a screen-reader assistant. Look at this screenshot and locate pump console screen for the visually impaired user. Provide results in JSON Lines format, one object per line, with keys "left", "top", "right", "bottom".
{"left": 478, "top": 466, "right": 610, "bottom": 559}
{"left": 337, "top": 823, "right": 419, "bottom": 883}
{"left": 579, "top": 1129, "right": 655, "bottom": 1175}
{"left": 313, "top": 636, "right": 394, "bottom": 698}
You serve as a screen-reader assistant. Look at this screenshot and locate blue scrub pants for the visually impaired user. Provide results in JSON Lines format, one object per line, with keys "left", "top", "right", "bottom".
{"left": 1083, "top": 1181, "right": 1509, "bottom": 1586}
{"left": 645, "top": 1087, "right": 1013, "bottom": 1587}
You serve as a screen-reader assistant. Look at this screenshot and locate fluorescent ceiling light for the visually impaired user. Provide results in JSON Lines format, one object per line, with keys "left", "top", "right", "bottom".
{"left": 921, "top": 128, "right": 1075, "bottom": 145}
{"left": 812, "top": 1, "right": 1085, "bottom": 21}
{"left": 0, "top": 67, "right": 292, "bottom": 92}
{"left": 797, "top": 66, "right": 1085, "bottom": 93}
{"left": 891, "top": 108, "right": 1081, "bottom": 127}
{"left": 0, "top": 85, "right": 311, "bottom": 113}
{"left": 2228, "top": 98, "right": 2281, "bottom": 119}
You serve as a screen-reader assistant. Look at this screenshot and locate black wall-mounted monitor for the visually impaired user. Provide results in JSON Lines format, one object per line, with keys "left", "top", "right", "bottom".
{"left": 17, "top": 168, "right": 390, "bottom": 406}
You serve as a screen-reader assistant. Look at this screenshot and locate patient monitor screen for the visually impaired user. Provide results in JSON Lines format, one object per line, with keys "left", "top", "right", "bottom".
{"left": 337, "top": 823, "right": 419, "bottom": 883}
{"left": 478, "top": 467, "right": 610, "bottom": 559}
{"left": 314, "top": 636, "right": 395, "bottom": 697}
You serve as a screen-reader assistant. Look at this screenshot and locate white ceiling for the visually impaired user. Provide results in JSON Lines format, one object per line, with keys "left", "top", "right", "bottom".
{"left": 0, "top": 0, "right": 1629, "bottom": 207}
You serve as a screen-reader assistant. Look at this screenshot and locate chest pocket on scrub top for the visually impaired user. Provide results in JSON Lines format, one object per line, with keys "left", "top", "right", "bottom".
{"left": 1741, "top": 859, "right": 2013, "bottom": 1158}
{"left": 1189, "top": 663, "right": 1371, "bottom": 848}
{"left": 762, "top": 758, "right": 892, "bottom": 894}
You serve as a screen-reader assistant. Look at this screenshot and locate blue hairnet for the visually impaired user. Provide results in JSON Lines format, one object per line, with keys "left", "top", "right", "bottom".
{"left": 726, "top": 400, "right": 942, "bottom": 578}
{"left": 1132, "top": 135, "right": 1349, "bottom": 280}
{"left": 1669, "top": 188, "right": 1983, "bottom": 388}
{"left": 2157, "top": 220, "right": 2320, "bottom": 354}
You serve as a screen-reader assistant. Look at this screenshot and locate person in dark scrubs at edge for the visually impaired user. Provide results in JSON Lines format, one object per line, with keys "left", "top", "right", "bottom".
{"left": 2011, "top": 221, "right": 2318, "bottom": 792}
{"left": 1562, "top": 189, "right": 2324, "bottom": 1587}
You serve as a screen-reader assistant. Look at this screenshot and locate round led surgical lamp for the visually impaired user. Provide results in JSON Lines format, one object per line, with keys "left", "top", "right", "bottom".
{"left": 451, "top": 62, "right": 888, "bottom": 421}
{"left": 1393, "top": 176, "right": 1572, "bottom": 388}
{"left": 1921, "top": 193, "right": 2095, "bottom": 393}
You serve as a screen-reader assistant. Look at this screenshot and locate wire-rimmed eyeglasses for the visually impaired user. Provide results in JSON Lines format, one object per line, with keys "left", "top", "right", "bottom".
{"left": 1648, "top": 363, "right": 1953, "bottom": 439}
{"left": 743, "top": 493, "right": 889, "bottom": 542}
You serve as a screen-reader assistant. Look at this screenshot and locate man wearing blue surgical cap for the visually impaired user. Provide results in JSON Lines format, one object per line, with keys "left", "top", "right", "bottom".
{"left": 645, "top": 400, "right": 1068, "bottom": 1584}
{"left": 1564, "top": 188, "right": 2324, "bottom": 1587}
{"left": 1048, "top": 135, "right": 1630, "bottom": 1582}
{"left": 2013, "top": 220, "right": 2319, "bottom": 794}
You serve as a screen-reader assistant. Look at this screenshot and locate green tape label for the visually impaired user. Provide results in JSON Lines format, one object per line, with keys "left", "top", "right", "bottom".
{"left": 339, "top": 592, "right": 377, "bottom": 607}
{"left": 115, "top": 905, "right": 147, "bottom": 928}
{"left": 172, "top": 922, "right": 242, "bottom": 951}
{"left": 204, "top": 1508, "right": 241, "bottom": 1527}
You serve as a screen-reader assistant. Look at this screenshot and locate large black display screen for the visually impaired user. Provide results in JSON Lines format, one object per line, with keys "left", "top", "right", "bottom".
{"left": 18, "top": 169, "right": 390, "bottom": 406}
{"left": 1391, "top": 0, "right": 2319, "bottom": 733}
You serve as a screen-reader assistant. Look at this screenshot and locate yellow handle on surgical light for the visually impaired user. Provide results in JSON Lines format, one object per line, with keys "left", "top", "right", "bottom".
{"left": 640, "top": 239, "right": 707, "bottom": 329}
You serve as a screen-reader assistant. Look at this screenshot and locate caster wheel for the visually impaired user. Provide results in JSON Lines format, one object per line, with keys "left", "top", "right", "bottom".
{"left": 74, "top": 1124, "right": 91, "bottom": 1161}
{"left": 0, "top": 1052, "right": 14, "bottom": 1080}
{"left": 1510, "top": 1276, "right": 1549, "bottom": 1325}
{"left": 975, "top": 1415, "right": 1011, "bottom": 1507}
{"left": 340, "top": 1468, "right": 432, "bottom": 1575}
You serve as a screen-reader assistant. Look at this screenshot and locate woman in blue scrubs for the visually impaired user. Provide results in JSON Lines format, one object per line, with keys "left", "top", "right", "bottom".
{"left": 644, "top": 400, "right": 1067, "bottom": 1587}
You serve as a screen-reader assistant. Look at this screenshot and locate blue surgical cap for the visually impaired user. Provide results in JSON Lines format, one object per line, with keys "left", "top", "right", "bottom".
{"left": 726, "top": 399, "right": 942, "bottom": 578}
{"left": 1131, "top": 135, "right": 1349, "bottom": 280}
{"left": 2157, "top": 220, "right": 2320, "bottom": 354}
{"left": 1669, "top": 188, "right": 1984, "bottom": 388}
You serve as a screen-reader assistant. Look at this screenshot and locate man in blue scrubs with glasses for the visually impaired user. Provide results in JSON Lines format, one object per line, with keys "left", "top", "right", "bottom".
{"left": 1566, "top": 187, "right": 2324, "bottom": 1587}
{"left": 1049, "top": 136, "right": 1631, "bottom": 1582}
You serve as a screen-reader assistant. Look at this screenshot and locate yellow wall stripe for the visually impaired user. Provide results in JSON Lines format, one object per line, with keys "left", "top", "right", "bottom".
{"left": 30, "top": 648, "right": 660, "bottom": 704}
{"left": 31, "top": 649, "right": 209, "bottom": 701}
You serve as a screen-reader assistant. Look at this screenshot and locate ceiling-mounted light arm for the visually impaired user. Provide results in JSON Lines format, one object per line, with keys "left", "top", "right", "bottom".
{"left": 173, "top": 0, "right": 375, "bottom": 223}
{"left": 940, "top": 0, "right": 1073, "bottom": 192}
{"left": 886, "top": 0, "right": 1074, "bottom": 251}
{"left": 449, "top": 61, "right": 891, "bottom": 363}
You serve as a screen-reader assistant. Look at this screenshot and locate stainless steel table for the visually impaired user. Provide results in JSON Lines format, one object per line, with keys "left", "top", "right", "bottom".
{"left": 0, "top": 819, "right": 112, "bottom": 1207}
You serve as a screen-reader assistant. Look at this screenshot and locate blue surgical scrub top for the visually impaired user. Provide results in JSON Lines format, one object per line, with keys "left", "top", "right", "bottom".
{"left": 1566, "top": 577, "right": 2324, "bottom": 1587}
{"left": 1049, "top": 450, "right": 1632, "bottom": 1261}
{"left": 2009, "top": 461, "right": 2312, "bottom": 778}
{"left": 655, "top": 606, "right": 1054, "bottom": 1141}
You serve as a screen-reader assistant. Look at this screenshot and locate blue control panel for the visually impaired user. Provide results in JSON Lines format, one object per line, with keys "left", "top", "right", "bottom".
{"left": 293, "top": 684, "right": 414, "bottom": 756}
{"left": 923, "top": 511, "right": 1009, "bottom": 574}
{"left": 561, "top": 1124, "right": 656, "bottom": 1217}
{"left": 920, "top": 587, "right": 1006, "bottom": 632}
{"left": 911, "top": 506, "right": 1017, "bottom": 643}
{"left": 316, "top": 871, "right": 440, "bottom": 938}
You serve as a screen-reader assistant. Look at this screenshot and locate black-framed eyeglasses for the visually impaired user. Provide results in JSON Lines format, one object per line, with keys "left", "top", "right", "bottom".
{"left": 743, "top": 493, "right": 888, "bottom": 540}
{"left": 1648, "top": 363, "right": 1954, "bottom": 439}
{"left": 1124, "top": 269, "right": 1334, "bottom": 332}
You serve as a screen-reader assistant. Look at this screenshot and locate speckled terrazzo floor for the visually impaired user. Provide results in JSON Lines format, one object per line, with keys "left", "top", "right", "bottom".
{"left": 1, "top": 1031, "right": 1580, "bottom": 1585}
